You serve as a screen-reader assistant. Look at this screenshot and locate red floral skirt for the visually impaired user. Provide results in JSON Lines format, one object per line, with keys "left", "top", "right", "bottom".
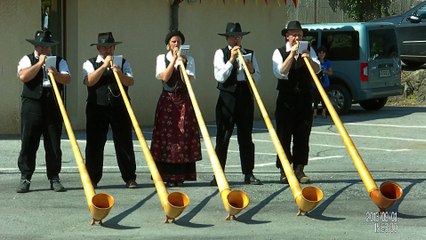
{"left": 150, "top": 91, "right": 202, "bottom": 183}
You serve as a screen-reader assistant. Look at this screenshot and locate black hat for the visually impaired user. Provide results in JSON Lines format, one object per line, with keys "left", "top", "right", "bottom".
{"left": 26, "top": 30, "right": 59, "bottom": 47}
{"left": 218, "top": 22, "right": 250, "bottom": 36}
{"left": 165, "top": 30, "right": 185, "bottom": 45}
{"left": 281, "top": 20, "right": 307, "bottom": 36}
{"left": 90, "top": 32, "right": 122, "bottom": 46}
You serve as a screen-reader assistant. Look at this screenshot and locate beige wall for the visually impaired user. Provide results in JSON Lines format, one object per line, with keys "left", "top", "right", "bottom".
{"left": 0, "top": 0, "right": 417, "bottom": 134}
{"left": 0, "top": 0, "right": 40, "bottom": 134}
{"left": 65, "top": 0, "right": 318, "bottom": 131}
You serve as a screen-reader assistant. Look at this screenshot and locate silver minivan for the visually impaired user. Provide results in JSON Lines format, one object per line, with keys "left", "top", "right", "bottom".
{"left": 303, "top": 22, "right": 404, "bottom": 114}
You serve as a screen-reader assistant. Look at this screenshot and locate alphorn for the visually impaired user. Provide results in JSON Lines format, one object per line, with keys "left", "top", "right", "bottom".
{"left": 110, "top": 62, "right": 189, "bottom": 223}
{"left": 48, "top": 72, "right": 114, "bottom": 225}
{"left": 179, "top": 60, "right": 249, "bottom": 220}
{"left": 237, "top": 49, "right": 323, "bottom": 215}
{"left": 303, "top": 57, "right": 402, "bottom": 211}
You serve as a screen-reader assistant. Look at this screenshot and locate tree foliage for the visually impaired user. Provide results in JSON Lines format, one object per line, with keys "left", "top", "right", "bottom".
{"left": 328, "top": 0, "right": 392, "bottom": 21}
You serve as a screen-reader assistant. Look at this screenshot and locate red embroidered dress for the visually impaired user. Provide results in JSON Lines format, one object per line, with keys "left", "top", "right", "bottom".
{"left": 150, "top": 54, "right": 202, "bottom": 184}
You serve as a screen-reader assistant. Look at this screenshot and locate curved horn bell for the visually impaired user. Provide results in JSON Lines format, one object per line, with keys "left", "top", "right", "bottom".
{"left": 111, "top": 63, "right": 189, "bottom": 223}
{"left": 48, "top": 72, "right": 114, "bottom": 225}
{"left": 302, "top": 57, "right": 402, "bottom": 212}
{"left": 237, "top": 50, "right": 324, "bottom": 215}
{"left": 179, "top": 61, "right": 250, "bottom": 220}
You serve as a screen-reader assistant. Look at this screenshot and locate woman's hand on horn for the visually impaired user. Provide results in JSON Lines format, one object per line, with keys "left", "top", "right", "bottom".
{"left": 172, "top": 47, "right": 179, "bottom": 58}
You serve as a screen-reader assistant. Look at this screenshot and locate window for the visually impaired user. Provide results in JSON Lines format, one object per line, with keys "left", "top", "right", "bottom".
{"left": 321, "top": 31, "right": 359, "bottom": 61}
{"left": 415, "top": 4, "right": 426, "bottom": 19}
{"left": 304, "top": 32, "right": 319, "bottom": 50}
{"left": 369, "top": 29, "right": 398, "bottom": 59}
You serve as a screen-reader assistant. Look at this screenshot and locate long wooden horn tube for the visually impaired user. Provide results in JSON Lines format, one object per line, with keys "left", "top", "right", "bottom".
{"left": 48, "top": 72, "right": 114, "bottom": 225}
{"left": 110, "top": 62, "right": 189, "bottom": 223}
{"left": 179, "top": 61, "right": 249, "bottom": 220}
{"left": 237, "top": 50, "right": 323, "bottom": 215}
{"left": 303, "top": 57, "right": 402, "bottom": 211}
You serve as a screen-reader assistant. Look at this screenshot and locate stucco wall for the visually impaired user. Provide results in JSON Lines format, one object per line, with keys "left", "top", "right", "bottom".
{"left": 0, "top": 0, "right": 40, "bottom": 134}
{"left": 65, "top": 0, "right": 326, "bottom": 131}
{"left": 66, "top": 0, "right": 171, "bottom": 130}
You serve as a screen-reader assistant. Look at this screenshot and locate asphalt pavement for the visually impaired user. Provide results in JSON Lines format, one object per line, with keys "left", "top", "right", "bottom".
{"left": 0, "top": 105, "right": 425, "bottom": 240}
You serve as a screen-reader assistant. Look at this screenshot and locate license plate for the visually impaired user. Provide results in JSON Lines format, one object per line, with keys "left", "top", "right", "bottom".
{"left": 379, "top": 69, "right": 390, "bottom": 77}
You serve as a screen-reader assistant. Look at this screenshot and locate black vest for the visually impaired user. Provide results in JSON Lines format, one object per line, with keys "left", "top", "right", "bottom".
{"left": 217, "top": 47, "right": 253, "bottom": 93}
{"left": 162, "top": 55, "right": 186, "bottom": 93}
{"left": 86, "top": 57, "right": 128, "bottom": 106}
{"left": 21, "top": 53, "right": 63, "bottom": 99}
{"left": 276, "top": 46, "right": 312, "bottom": 94}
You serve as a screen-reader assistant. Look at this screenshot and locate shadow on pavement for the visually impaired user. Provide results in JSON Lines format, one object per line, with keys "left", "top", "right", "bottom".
{"left": 175, "top": 190, "right": 217, "bottom": 228}
{"left": 102, "top": 191, "right": 156, "bottom": 229}
{"left": 237, "top": 187, "right": 287, "bottom": 224}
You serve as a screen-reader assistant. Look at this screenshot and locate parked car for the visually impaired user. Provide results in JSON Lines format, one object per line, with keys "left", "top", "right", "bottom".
{"left": 371, "top": 1, "right": 426, "bottom": 67}
{"left": 303, "top": 22, "right": 403, "bottom": 115}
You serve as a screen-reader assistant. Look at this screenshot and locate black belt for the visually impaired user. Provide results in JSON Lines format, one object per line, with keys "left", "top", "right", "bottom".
{"left": 163, "top": 87, "right": 188, "bottom": 94}
{"left": 236, "top": 81, "right": 247, "bottom": 84}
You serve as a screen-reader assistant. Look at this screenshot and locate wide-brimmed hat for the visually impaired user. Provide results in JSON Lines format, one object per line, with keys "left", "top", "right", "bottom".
{"left": 164, "top": 30, "right": 185, "bottom": 45}
{"left": 90, "top": 32, "right": 122, "bottom": 46}
{"left": 218, "top": 22, "right": 250, "bottom": 36}
{"left": 281, "top": 20, "right": 307, "bottom": 36}
{"left": 26, "top": 30, "right": 59, "bottom": 47}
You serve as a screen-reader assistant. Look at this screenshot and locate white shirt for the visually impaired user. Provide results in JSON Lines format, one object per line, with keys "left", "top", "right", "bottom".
{"left": 213, "top": 46, "right": 261, "bottom": 83}
{"left": 155, "top": 51, "right": 195, "bottom": 80}
{"left": 17, "top": 50, "right": 70, "bottom": 87}
{"left": 272, "top": 42, "right": 320, "bottom": 80}
{"left": 82, "top": 55, "right": 134, "bottom": 81}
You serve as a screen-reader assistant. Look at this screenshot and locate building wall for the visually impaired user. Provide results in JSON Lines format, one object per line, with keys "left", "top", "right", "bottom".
{"left": 65, "top": 0, "right": 290, "bottom": 130}
{"left": 65, "top": 0, "right": 353, "bottom": 131}
{"left": 66, "top": 0, "right": 170, "bottom": 130}
{"left": 0, "top": 0, "right": 40, "bottom": 134}
{"left": 0, "top": 0, "right": 420, "bottom": 134}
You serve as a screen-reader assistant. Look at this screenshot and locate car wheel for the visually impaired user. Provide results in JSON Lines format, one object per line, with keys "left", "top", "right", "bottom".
{"left": 359, "top": 97, "right": 388, "bottom": 111}
{"left": 328, "top": 84, "right": 352, "bottom": 115}
{"left": 402, "top": 60, "right": 425, "bottom": 68}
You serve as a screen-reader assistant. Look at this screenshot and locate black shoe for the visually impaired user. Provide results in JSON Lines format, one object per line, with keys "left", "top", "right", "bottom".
{"left": 16, "top": 179, "right": 31, "bottom": 193}
{"left": 50, "top": 177, "right": 66, "bottom": 192}
{"left": 294, "top": 165, "right": 310, "bottom": 184}
{"left": 126, "top": 179, "right": 138, "bottom": 189}
{"left": 166, "top": 181, "right": 183, "bottom": 187}
{"left": 209, "top": 177, "right": 217, "bottom": 186}
{"left": 244, "top": 174, "right": 263, "bottom": 185}
{"left": 279, "top": 170, "right": 288, "bottom": 184}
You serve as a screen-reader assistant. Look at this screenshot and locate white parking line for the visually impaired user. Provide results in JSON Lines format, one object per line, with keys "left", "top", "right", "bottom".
{"left": 311, "top": 131, "right": 426, "bottom": 142}
{"left": 310, "top": 143, "right": 409, "bottom": 152}
{"left": 345, "top": 122, "right": 426, "bottom": 128}
{"left": 224, "top": 137, "right": 410, "bottom": 152}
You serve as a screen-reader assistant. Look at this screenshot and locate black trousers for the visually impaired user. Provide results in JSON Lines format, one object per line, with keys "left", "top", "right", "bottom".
{"left": 85, "top": 102, "right": 136, "bottom": 185}
{"left": 215, "top": 84, "right": 255, "bottom": 175}
{"left": 18, "top": 89, "right": 63, "bottom": 180}
{"left": 275, "top": 91, "right": 313, "bottom": 170}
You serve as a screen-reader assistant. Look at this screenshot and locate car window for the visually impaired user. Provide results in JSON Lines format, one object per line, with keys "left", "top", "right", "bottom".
{"left": 321, "top": 31, "right": 359, "bottom": 61}
{"left": 304, "top": 32, "right": 319, "bottom": 50}
{"left": 368, "top": 29, "right": 398, "bottom": 60}
{"left": 415, "top": 4, "right": 426, "bottom": 19}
